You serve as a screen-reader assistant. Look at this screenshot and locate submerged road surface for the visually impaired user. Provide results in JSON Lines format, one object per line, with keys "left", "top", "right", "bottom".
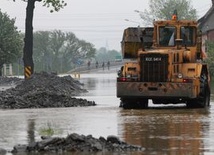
{"left": 0, "top": 70, "right": 214, "bottom": 154}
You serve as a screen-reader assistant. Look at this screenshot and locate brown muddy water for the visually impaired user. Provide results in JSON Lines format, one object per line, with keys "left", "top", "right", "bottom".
{"left": 0, "top": 71, "right": 214, "bottom": 155}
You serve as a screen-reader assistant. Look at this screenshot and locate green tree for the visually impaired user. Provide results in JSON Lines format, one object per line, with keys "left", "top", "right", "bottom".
{"left": 33, "top": 31, "right": 51, "bottom": 71}
{"left": 63, "top": 36, "right": 96, "bottom": 72}
{"left": 0, "top": 10, "right": 23, "bottom": 76}
{"left": 33, "top": 30, "right": 96, "bottom": 73}
{"left": 78, "top": 40, "right": 96, "bottom": 60}
{"left": 95, "top": 47, "right": 122, "bottom": 62}
{"left": 49, "top": 30, "right": 66, "bottom": 72}
{"left": 139, "top": 0, "right": 198, "bottom": 26}
{"left": 13, "top": 0, "right": 66, "bottom": 78}
{"left": 108, "top": 49, "right": 122, "bottom": 61}
{"left": 205, "top": 41, "right": 214, "bottom": 77}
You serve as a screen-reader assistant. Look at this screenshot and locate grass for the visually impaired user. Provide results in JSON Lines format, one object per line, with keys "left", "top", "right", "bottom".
{"left": 38, "top": 122, "right": 62, "bottom": 137}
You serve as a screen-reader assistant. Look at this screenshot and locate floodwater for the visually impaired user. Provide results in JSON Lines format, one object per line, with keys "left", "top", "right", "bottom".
{"left": 1, "top": 69, "right": 214, "bottom": 155}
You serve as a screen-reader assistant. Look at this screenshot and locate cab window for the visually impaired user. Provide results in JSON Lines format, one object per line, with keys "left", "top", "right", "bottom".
{"left": 159, "top": 26, "right": 176, "bottom": 46}
{"left": 180, "top": 26, "right": 196, "bottom": 46}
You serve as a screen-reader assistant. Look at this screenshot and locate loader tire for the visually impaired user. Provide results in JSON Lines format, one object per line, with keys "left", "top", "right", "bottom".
{"left": 121, "top": 98, "right": 148, "bottom": 109}
{"left": 186, "top": 73, "right": 210, "bottom": 108}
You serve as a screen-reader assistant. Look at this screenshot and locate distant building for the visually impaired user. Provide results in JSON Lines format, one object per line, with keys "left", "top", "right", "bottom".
{"left": 198, "top": 0, "right": 214, "bottom": 52}
{"left": 2, "top": 64, "right": 13, "bottom": 76}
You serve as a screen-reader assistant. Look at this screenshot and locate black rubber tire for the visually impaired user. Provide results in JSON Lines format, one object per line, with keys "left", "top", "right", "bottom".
{"left": 186, "top": 73, "right": 210, "bottom": 108}
{"left": 121, "top": 99, "right": 148, "bottom": 109}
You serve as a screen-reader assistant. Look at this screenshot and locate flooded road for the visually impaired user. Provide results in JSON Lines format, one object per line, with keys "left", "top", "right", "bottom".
{"left": 0, "top": 71, "right": 214, "bottom": 154}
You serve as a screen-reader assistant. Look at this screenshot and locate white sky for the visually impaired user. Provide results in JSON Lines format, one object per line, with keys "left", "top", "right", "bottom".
{"left": 0, "top": 0, "right": 212, "bottom": 51}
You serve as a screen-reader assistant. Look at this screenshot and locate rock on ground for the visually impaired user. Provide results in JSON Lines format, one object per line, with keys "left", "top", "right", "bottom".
{"left": 0, "top": 76, "right": 23, "bottom": 86}
{"left": 0, "top": 72, "right": 95, "bottom": 109}
{"left": 11, "top": 133, "right": 144, "bottom": 154}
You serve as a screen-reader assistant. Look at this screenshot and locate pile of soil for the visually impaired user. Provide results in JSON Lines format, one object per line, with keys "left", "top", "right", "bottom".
{"left": 0, "top": 76, "right": 23, "bottom": 86}
{"left": 0, "top": 72, "right": 95, "bottom": 109}
{"left": 0, "top": 73, "right": 144, "bottom": 154}
{"left": 11, "top": 133, "right": 143, "bottom": 154}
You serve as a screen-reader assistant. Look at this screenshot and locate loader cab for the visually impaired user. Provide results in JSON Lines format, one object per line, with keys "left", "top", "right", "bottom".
{"left": 153, "top": 11, "right": 198, "bottom": 49}
{"left": 159, "top": 26, "right": 176, "bottom": 46}
{"left": 154, "top": 21, "right": 197, "bottom": 48}
{"left": 158, "top": 26, "right": 196, "bottom": 47}
{"left": 180, "top": 26, "right": 196, "bottom": 46}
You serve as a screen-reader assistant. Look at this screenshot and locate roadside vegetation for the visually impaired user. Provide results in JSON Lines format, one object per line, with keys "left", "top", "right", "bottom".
{"left": 138, "top": 0, "right": 197, "bottom": 26}
{"left": 204, "top": 41, "right": 214, "bottom": 79}
{"left": 11, "top": 31, "right": 121, "bottom": 75}
{"left": 0, "top": 9, "right": 121, "bottom": 76}
{"left": 0, "top": 10, "right": 23, "bottom": 76}
{"left": 38, "top": 122, "right": 63, "bottom": 137}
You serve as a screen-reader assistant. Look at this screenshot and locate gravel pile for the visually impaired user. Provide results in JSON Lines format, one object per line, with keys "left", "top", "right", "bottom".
{"left": 0, "top": 72, "right": 95, "bottom": 109}
{"left": 0, "top": 76, "right": 23, "bottom": 86}
{"left": 11, "top": 133, "right": 143, "bottom": 154}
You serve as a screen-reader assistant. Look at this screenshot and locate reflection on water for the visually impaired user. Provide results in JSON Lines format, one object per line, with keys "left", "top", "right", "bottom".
{"left": 118, "top": 108, "right": 211, "bottom": 154}
{"left": 27, "top": 119, "right": 35, "bottom": 144}
{"left": 78, "top": 73, "right": 117, "bottom": 97}
{"left": 0, "top": 73, "right": 214, "bottom": 154}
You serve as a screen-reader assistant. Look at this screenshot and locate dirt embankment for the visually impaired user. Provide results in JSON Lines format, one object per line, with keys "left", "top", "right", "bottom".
{"left": 0, "top": 72, "right": 95, "bottom": 109}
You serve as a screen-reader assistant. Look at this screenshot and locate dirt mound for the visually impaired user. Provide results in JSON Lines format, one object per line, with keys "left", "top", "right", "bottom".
{"left": 0, "top": 76, "right": 23, "bottom": 86}
{"left": 0, "top": 72, "right": 95, "bottom": 109}
{"left": 12, "top": 133, "right": 143, "bottom": 154}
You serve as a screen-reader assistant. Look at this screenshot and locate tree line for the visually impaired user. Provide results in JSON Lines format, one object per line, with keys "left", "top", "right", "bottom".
{"left": 32, "top": 30, "right": 96, "bottom": 73}
{"left": 0, "top": 10, "right": 23, "bottom": 76}
{"left": 12, "top": 30, "right": 121, "bottom": 75}
{"left": 0, "top": 8, "right": 121, "bottom": 75}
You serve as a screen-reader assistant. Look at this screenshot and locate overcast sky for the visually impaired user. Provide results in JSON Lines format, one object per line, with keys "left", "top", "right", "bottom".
{"left": 0, "top": 0, "right": 212, "bottom": 51}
